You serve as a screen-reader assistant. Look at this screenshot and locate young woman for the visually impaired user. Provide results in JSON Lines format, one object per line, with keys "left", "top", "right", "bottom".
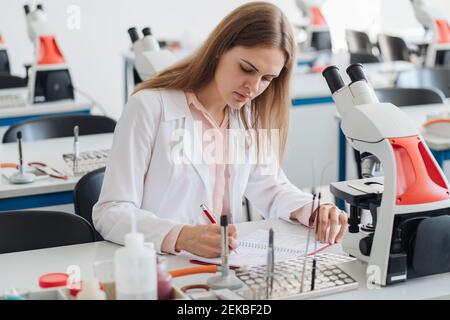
{"left": 93, "top": 2, "right": 347, "bottom": 258}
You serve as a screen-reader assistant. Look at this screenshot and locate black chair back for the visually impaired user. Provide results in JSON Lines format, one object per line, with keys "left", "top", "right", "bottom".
{"left": 346, "top": 30, "right": 373, "bottom": 54}
{"left": 0, "top": 74, "right": 26, "bottom": 89}
{"left": 0, "top": 210, "right": 95, "bottom": 254}
{"left": 378, "top": 34, "right": 410, "bottom": 62}
{"left": 0, "top": 50, "right": 11, "bottom": 74}
{"left": 73, "top": 167, "right": 105, "bottom": 241}
{"left": 350, "top": 52, "right": 381, "bottom": 64}
{"left": 2, "top": 114, "right": 116, "bottom": 143}
{"left": 396, "top": 68, "right": 450, "bottom": 98}
{"left": 375, "top": 87, "right": 445, "bottom": 107}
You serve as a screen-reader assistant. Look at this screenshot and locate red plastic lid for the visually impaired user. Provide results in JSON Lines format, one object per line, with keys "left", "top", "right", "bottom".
{"left": 39, "top": 273, "right": 69, "bottom": 288}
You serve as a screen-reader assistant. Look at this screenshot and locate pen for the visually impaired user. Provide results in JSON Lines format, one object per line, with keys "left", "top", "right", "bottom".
{"left": 311, "top": 192, "right": 321, "bottom": 292}
{"left": 311, "top": 257, "right": 317, "bottom": 291}
{"left": 266, "top": 228, "right": 274, "bottom": 299}
{"left": 17, "top": 131, "right": 24, "bottom": 175}
{"left": 300, "top": 193, "right": 316, "bottom": 293}
{"left": 314, "top": 192, "right": 322, "bottom": 250}
{"left": 73, "top": 125, "right": 79, "bottom": 174}
{"left": 200, "top": 204, "right": 217, "bottom": 224}
{"left": 200, "top": 204, "right": 239, "bottom": 254}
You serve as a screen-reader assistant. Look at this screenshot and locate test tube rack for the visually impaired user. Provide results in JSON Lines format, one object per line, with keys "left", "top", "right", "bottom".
{"left": 234, "top": 252, "right": 358, "bottom": 300}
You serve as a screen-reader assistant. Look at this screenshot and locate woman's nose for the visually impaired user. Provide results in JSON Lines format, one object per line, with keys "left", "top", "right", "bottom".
{"left": 245, "top": 77, "right": 260, "bottom": 96}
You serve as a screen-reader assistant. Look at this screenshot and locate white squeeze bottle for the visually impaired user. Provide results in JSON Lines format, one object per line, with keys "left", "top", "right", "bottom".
{"left": 114, "top": 212, "right": 157, "bottom": 300}
{"left": 76, "top": 278, "right": 106, "bottom": 300}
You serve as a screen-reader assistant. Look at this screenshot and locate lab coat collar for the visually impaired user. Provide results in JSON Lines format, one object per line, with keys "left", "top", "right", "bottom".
{"left": 160, "top": 90, "right": 191, "bottom": 121}
{"left": 160, "top": 89, "right": 249, "bottom": 125}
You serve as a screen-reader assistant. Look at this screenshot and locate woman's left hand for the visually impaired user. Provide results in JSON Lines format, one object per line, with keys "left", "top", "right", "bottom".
{"left": 310, "top": 204, "right": 348, "bottom": 244}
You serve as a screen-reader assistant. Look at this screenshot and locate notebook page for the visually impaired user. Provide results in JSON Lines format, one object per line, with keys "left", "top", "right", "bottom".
{"left": 183, "top": 229, "right": 325, "bottom": 267}
{"left": 239, "top": 229, "right": 309, "bottom": 254}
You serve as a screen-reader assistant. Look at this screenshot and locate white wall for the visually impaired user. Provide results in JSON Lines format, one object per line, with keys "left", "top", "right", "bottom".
{"left": 322, "top": 0, "right": 382, "bottom": 50}
{"left": 379, "top": 0, "right": 450, "bottom": 35}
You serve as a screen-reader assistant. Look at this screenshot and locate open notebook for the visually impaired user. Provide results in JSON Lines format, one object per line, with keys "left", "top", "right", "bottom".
{"left": 182, "top": 229, "right": 332, "bottom": 268}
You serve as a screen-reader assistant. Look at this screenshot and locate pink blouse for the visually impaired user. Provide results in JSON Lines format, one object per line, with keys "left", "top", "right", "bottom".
{"left": 161, "top": 91, "right": 231, "bottom": 253}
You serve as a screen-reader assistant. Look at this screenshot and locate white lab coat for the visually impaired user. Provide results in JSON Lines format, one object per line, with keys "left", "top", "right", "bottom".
{"left": 92, "top": 89, "right": 314, "bottom": 252}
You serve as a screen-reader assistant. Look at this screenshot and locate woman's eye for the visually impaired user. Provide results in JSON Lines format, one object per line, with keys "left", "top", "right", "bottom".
{"left": 240, "top": 65, "right": 254, "bottom": 73}
{"left": 263, "top": 77, "right": 273, "bottom": 82}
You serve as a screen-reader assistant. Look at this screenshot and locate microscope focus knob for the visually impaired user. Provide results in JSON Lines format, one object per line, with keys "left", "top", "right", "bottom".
{"left": 359, "top": 234, "right": 374, "bottom": 256}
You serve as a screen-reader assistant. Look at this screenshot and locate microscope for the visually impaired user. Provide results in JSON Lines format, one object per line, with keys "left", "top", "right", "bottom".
{"left": 127, "top": 27, "right": 176, "bottom": 83}
{"left": 323, "top": 63, "right": 450, "bottom": 286}
{"left": 410, "top": 0, "right": 450, "bottom": 67}
{"left": 23, "top": 4, "right": 74, "bottom": 104}
{"left": 295, "top": 0, "right": 331, "bottom": 52}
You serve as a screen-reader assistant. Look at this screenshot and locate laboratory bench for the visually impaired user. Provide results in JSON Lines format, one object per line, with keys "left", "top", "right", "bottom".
{"left": 0, "top": 133, "right": 113, "bottom": 211}
{"left": 0, "top": 218, "right": 449, "bottom": 300}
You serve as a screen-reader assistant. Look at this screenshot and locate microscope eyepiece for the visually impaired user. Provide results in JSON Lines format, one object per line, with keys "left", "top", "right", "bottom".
{"left": 127, "top": 27, "right": 140, "bottom": 43}
{"left": 24, "top": 5, "right": 30, "bottom": 14}
{"left": 346, "top": 63, "right": 367, "bottom": 83}
{"left": 142, "top": 27, "right": 152, "bottom": 36}
{"left": 322, "top": 65, "right": 345, "bottom": 94}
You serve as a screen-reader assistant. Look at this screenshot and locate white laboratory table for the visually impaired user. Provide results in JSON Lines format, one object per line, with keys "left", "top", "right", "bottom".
{"left": 0, "top": 95, "right": 93, "bottom": 127}
{"left": 0, "top": 218, "right": 449, "bottom": 300}
{"left": 0, "top": 133, "right": 113, "bottom": 211}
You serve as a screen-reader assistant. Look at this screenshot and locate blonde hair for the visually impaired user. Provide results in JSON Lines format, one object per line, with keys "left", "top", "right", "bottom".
{"left": 135, "top": 1, "right": 296, "bottom": 161}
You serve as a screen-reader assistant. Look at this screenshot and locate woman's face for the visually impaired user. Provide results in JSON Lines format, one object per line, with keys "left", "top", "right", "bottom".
{"left": 214, "top": 45, "right": 286, "bottom": 109}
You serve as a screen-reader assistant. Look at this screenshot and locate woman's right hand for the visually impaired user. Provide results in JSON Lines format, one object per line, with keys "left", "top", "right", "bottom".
{"left": 175, "top": 224, "right": 238, "bottom": 258}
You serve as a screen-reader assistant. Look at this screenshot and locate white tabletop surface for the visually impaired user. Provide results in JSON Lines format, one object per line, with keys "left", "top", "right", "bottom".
{"left": 0, "top": 95, "right": 92, "bottom": 120}
{"left": 423, "top": 133, "right": 450, "bottom": 151}
{"left": 393, "top": 103, "right": 450, "bottom": 151}
{"left": 0, "top": 133, "right": 113, "bottom": 199}
{"left": 1, "top": 218, "right": 449, "bottom": 300}
{"left": 418, "top": 105, "right": 450, "bottom": 151}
